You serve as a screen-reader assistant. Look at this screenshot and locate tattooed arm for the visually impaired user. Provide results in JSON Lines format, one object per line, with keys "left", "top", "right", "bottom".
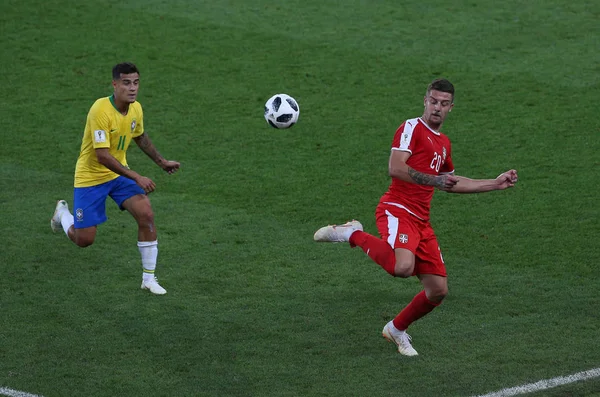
{"left": 389, "top": 150, "right": 458, "bottom": 190}
{"left": 134, "top": 132, "right": 180, "bottom": 174}
{"left": 134, "top": 132, "right": 165, "bottom": 166}
{"left": 407, "top": 168, "right": 459, "bottom": 190}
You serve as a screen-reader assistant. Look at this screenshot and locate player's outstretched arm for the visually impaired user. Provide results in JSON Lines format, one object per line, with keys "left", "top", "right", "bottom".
{"left": 443, "top": 169, "right": 518, "bottom": 193}
{"left": 133, "top": 132, "right": 180, "bottom": 174}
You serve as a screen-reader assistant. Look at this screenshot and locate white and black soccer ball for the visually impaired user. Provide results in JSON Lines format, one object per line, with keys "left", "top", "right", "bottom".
{"left": 264, "top": 93, "right": 299, "bottom": 129}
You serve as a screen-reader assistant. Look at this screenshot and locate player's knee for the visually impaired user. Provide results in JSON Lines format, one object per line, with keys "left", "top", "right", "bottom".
{"left": 137, "top": 208, "right": 154, "bottom": 225}
{"left": 75, "top": 235, "right": 95, "bottom": 248}
{"left": 428, "top": 287, "right": 448, "bottom": 303}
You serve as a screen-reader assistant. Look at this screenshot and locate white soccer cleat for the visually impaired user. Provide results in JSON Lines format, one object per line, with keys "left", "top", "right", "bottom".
{"left": 51, "top": 200, "right": 69, "bottom": 233}
{"left": 141, "top": 277, "right": 167, "bottom": 295}
{"left": 313, "top": 220, "right": 363, "bottom": 243}
{"left": 382, "top": 321, "right": 419, "bottom": 356}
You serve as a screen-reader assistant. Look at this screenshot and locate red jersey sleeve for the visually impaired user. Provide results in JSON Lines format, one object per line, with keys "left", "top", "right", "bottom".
{"left": 392, "top": 118, "right": 421, "bottom": 154}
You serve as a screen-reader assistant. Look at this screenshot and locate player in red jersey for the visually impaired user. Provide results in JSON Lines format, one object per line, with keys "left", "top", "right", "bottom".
{"left": 314, "top": 79, "right": 518, "bottom": 356}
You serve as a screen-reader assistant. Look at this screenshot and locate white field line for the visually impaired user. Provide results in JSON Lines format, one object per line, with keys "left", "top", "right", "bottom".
{"left": 0, "top": 387, "right": 44, "bottom": 397}
{"left": 474, "top": 367, "right": 600, "bottom": 397}
{"left": 2, "top": 368, "right": 599, "bottom": 397}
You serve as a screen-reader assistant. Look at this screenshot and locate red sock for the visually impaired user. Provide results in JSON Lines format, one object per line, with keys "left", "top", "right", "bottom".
{"left": 393, "top": 290, "right": 441, "bottom": 331}
{"left": 349, "top": 230, "right": 396, "bottom": 276}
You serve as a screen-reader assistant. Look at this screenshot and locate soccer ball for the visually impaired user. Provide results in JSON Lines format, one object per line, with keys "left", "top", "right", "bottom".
{"left": 264, "top": 93, "right": 299, "bottom": 129}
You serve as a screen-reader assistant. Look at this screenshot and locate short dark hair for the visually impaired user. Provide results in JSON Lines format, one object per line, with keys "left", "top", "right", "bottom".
{"left": 427, "top": 78, "right": 454, "bottom": 102}
{"left": 112, "top": 62, "right": 139, "bottom": 80}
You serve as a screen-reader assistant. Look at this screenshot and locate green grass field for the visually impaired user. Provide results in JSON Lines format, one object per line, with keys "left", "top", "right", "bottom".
{"left": 1, "top": 1, "right": 599, "bottom": 396}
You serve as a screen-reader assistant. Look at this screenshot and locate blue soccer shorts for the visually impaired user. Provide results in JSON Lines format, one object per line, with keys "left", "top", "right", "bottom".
{"left": 72, "top": 176, "right": 145, "bottom": 229}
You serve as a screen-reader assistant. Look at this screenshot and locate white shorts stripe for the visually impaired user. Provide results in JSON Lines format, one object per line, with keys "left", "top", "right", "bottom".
{"left": 385, "top": 210, "right": 398, "bottom": 248}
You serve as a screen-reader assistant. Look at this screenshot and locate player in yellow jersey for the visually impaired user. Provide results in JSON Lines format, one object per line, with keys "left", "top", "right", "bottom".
{"left": 50, "top": 62, "right": 180, "bottom": 295}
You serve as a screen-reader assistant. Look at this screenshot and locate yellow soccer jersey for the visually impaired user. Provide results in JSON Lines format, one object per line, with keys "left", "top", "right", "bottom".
{"left": 74, "top": 95, "right": 144, "bottom": 187}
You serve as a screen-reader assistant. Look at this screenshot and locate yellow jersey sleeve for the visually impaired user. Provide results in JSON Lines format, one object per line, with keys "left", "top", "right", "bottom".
{"left": 88, "top": 102, "right": 112, "bottom": 149}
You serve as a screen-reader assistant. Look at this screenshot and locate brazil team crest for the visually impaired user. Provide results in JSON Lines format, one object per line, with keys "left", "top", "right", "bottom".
{"left": 131, "top": 119, "right": 136, "bottom": 131}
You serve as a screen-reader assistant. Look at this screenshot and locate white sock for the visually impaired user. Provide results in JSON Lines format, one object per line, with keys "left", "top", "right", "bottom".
{"left": 345, "top": 228, "right": 359, "bottom": 241}
{"left": 388, "top": 321, "right": 405, "bottom": 334}
{"left": 61, "top": 211, "right": 75, "bottom": 236}
{"left": 138, "top": 240, "right": 158, "bottom": 282}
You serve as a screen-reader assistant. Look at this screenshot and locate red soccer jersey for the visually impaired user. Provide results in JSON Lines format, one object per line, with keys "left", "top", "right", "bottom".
{"left": 380, "top": 117, "right": 454, "bottom": 221}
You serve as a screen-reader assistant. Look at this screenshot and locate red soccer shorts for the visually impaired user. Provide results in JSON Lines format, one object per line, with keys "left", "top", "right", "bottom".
{"left": 375, "top": 202, "right": 447, "bottom": 277}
